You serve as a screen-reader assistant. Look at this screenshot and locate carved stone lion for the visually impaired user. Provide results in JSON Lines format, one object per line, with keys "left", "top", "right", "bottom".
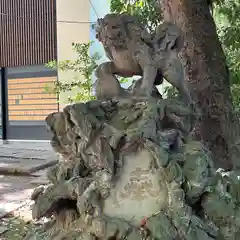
{"left": 95, "top": 13, "right": 159, "bottom": 97}
{"left": 95, "top": 13, "right": 192, "bottom": 103}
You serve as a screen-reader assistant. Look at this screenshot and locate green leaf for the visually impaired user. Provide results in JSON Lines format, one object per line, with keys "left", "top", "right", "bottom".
{"left": 46, "top": 41, "right": 100, "bottom": 103}
{"left": 110, "top": 0, "right": 162, "bottom": 33}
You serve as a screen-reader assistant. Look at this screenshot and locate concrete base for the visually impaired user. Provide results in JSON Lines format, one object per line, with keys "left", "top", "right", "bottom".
{"left": 0, "top": 141, "right": 58, "bottom": 174}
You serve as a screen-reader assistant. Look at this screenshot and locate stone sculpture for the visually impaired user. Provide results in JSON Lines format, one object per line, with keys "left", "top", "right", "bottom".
{"left": 25, "top": 13, "right": 240, "bottom": 240}
{"left": 26, "top": 97, "right": 240, "bottom": 240}
{"left": 95, "top": 13, "right": 191, "bottom": 103}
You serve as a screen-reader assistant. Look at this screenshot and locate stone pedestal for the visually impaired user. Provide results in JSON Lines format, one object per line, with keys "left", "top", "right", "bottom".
{"left": 26, "top": 99, "right": 240, "bottom": 240}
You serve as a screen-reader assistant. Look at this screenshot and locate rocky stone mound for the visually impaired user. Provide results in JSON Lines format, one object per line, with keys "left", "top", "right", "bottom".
{"left": 25, "top": 98, "right": 240, "bottom": 240}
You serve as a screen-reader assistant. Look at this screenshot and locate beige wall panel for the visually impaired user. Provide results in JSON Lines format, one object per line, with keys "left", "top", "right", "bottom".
{"left": 56, "top": 0, "right": 90, "bottom": 107}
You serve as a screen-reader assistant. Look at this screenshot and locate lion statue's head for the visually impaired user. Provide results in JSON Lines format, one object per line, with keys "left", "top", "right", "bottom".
{"left": 95, "top": 13, "right": 146, "bottom": 50}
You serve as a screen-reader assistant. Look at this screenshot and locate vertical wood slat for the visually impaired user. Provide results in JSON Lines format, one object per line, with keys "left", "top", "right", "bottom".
{"left": 0, "top": 0, "right": 57, "bottom": 67}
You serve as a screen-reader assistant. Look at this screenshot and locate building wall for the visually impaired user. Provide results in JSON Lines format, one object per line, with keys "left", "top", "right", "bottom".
{"left": 0, "top": 0, "right": 57, "bottom": 67}
{"left": 0, "top": 0, "right": 58, "bottom": 128}
{"left": 0, "top": 65, "right": 59, "bottom": 140}
{"left": 56, "top": 0, "right": 91, "bottom": 107}
{"left": 7, "top": 66, "right": 58, "bottom": 121}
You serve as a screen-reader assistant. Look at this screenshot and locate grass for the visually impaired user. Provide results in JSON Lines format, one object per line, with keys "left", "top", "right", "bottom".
{"left": 0, "top": 214, "right": 38, "bottom": 240}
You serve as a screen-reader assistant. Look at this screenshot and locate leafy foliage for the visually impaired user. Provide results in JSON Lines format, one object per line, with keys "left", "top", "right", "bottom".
{"left": 46, "top": 42, "right": 100, "bottom": 103}
{"left": 110, "top": 0, "right": 162, "bottom": 33}
{"left": 1, "top": 215, "right": 39, "bottom": 239}
{"left": 231, "top": 85, "right": 240, "bottom": 117}
{"left": 163, "top": 86, "right": 179, "bottom": 100}
{"left": 213, "top": 0, "right": 240, "bottom": 111}
{"left": 214, "top": 0, "right": 240, "bottom": 84}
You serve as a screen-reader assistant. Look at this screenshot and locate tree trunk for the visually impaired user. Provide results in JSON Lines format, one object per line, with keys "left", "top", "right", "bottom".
{"left": 159, "top": 0, "right": 240, "bottom": 170}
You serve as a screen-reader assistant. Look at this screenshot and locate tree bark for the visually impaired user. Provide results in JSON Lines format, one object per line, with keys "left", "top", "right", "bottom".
{"left": 159, "top": 0, "right": 240, "bottom": 169}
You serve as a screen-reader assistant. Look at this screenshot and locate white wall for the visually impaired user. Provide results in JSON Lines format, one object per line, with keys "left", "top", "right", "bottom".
{"left": 56, "top": 0, "right": 91, "bottom": 107}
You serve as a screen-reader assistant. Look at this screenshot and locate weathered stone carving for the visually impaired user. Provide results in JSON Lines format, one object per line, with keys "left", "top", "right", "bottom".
{"left": 25, "top": 13, "right": 240, "bottom": 240}
{"left": 95, "top": 13, "right": 191, "bottom": 103}
{"left": 94, "top": 61, "right": 130, "bottom": 100}
{"left": 26, "top": 97, "right": 240, "bottom": 240}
